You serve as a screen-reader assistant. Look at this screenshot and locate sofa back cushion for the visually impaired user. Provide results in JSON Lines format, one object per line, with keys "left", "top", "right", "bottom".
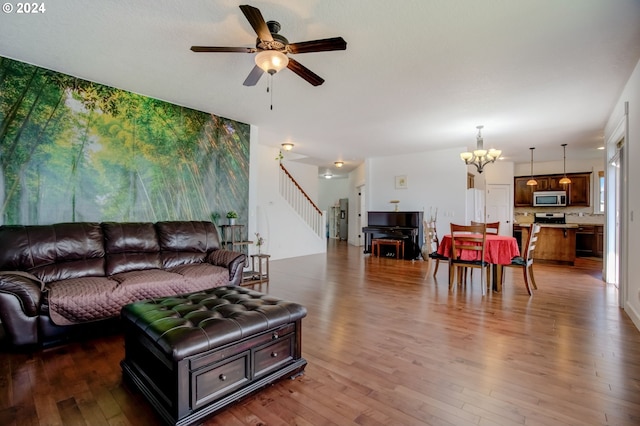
{"left": 102, "top": 222, "right": 161, "bottom": 275}
{"left": 0, "top": 223, "right": 106, "bottom": 283}
{"left": 156, "top": 221, "right": 221, "bottom": 268}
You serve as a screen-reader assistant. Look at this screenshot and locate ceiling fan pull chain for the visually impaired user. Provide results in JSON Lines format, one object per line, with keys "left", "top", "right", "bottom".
{"left": 269, "top": 74, "right": 274, "bottom": 110}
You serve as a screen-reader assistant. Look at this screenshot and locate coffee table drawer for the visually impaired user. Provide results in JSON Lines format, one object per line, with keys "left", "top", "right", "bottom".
{"left": 253, "top": 335, "right": 293, "bottom": 378}
{"left": 192, "top": 352, "right": 250, "bottom": 409}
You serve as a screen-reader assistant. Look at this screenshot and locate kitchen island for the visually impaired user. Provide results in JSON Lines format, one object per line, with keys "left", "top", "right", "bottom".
{"left": 517, "top": 223, "right": 578, "bottom": 265}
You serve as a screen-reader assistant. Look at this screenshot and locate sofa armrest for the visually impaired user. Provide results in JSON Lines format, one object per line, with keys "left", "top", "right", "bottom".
{"left": 0, "top": 271, "right": 43, "bottom": 316}
{"left": 207, "top": 249, "right": 246, "bottom": 286}
{"left": 0, "top": 271, "right": 43, "bottom": 346}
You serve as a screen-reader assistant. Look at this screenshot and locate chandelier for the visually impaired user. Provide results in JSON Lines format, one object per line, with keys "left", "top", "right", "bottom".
{"left": 460, "top": 125, "right": 502, "bottom": 173}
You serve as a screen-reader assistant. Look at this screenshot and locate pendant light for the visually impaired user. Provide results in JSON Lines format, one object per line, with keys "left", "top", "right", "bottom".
{"left": 526, "top": 147, "right": 537, "bottom": 186}
{"left": 559, "top": 143, "right": 571, "bottom": 185}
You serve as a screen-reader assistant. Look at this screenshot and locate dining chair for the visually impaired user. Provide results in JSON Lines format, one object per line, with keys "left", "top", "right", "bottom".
{"left": 504, "top": 223, "right": 541, "bottom": 295}
{"left": 449, "top": 223, "right": 490, "bottom": 295}
{"left": 425, "top": 219, "right": 448, "bottom": 276}
{"left": 471, "top": 221, "right": 500, "bottom": 235}
{"left": 466, "top": 221, "right": 500, "bottom": 282}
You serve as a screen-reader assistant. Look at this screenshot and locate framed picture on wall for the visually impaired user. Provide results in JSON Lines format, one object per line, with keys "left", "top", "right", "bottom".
{"left": 395, "top": 175, "right": 408, "bottom": 189}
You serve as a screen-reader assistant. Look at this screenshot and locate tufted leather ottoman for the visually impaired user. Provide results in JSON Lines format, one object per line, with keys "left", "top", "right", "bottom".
{"left": 120, "top": 286, "right": 307, "bottom": 426}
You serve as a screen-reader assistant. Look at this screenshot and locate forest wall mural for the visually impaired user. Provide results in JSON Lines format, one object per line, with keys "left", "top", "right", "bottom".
{"left": 0, "top": 56, "right": 250, "bottom": 226}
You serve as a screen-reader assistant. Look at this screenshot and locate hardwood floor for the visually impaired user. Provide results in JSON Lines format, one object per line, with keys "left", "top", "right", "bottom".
{"left": 2, "top": 240, "right": 640, "bottom": 425}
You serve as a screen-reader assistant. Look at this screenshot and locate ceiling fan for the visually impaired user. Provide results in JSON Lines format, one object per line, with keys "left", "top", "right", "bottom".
{"left": 191, "top": 4, "right": 347, "bottom": 87}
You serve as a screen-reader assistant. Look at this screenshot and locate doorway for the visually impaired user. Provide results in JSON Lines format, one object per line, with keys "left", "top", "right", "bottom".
{"left": 604, "top": 103, "right": 628, "bottom": 309}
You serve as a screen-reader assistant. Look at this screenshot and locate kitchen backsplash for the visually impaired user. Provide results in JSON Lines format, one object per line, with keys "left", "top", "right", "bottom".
{"left": 514, "top": 206, "right": 604, "bottom": 225}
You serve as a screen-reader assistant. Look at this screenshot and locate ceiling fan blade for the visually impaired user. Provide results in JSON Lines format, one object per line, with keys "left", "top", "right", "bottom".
{"left": 243, "top": 65, "right": 264, "bottom": 86}
{"left": 191, "top": 46, "right": 255, "bottom": 53}
{"left": 287, "top": 37, "right": 347, "bottom": 54}
{"left": 287, "top": 58, "right": 324, "bottom": 86}
{"left": 239, "top": 5, "right": 273, "bottom": 42}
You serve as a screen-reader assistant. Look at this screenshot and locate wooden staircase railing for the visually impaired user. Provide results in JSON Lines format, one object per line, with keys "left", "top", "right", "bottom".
{"left": 279, "top": 163, "right": 325, "bottom": 238}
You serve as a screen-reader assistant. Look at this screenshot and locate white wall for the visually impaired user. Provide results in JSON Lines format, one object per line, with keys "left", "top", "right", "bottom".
{"left": 484, "top": 160, "right": 515, "bottom": 185}
{"left": 249, "top": 135, "right": 326, "bottom": 261}
{"left": 605, "top": 58, "right": 640, "bottom": 331}
{"left": 365, "top": 146, "right": 468, "bottom": 242}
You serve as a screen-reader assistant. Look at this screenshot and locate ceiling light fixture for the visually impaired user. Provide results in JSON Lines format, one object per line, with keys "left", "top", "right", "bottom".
{"left": 324, "top": 171, "right": 333, "bottom": 179}
{"left": 559, "top": 143, "right": 571, "bottom": 185}
{"left": 459, "top": 125, "right": 501, "bottom": 174}
{"left": 334, "top": 161, "right": 344, "bottom": 168}
{"left": 527, "top": 147, "right": 538, "bottom": 186}
{"left": 254, "top": 50, "right": 290, "bottom": 110}
{"left": 254, "top": 50, "right": 289, "bottom": 74}
{"left": 281, "top": 143, "right": 294, "bottom": 151}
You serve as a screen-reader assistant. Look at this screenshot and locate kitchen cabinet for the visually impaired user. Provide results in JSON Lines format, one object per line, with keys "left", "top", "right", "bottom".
{"left": 566, "top": 173, "right": 591, "bottom": 206}
{"left": 514, "top": 178, "right": 533, "bottom": 206}
{"left": 514, "top": 172, "right": 591, "bottom": 207}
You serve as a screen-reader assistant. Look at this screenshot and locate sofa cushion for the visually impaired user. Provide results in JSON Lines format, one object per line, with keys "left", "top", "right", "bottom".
{"left": 103, "top": 222, "right": 160, "bottom": 253}
{"left": 0, "top": 223, "right": 105, "bottom": 283}
{"left": 47, "top": 276, "right": 119, "bottom": 326}
{"left": 103, "top": 222, "right": 161, "bottom": 275}
{"left": 156, "top": 221, "right": 220, "bottom": 252}
{"left": 167, "top": 263, "right": 230, "bottom": 289}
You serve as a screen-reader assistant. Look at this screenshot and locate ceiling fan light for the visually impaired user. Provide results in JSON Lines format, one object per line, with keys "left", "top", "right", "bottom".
{"left": 255, "top": 50, "right": 289, "bottom": 74}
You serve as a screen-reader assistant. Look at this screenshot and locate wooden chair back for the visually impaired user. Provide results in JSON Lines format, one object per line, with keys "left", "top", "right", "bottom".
{"left": 449, "top": 223, "right": 487, "bottom": 263}
{"left": 471, "top": 221, "right": 500, "bottom": 234}
{"left": 523, "top": 224, "right": 541, "bottom": 262}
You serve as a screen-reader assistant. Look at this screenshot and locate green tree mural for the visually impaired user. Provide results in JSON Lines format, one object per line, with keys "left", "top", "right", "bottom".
{"left": 0, "top": 56, "right": 250, "bottom": 226}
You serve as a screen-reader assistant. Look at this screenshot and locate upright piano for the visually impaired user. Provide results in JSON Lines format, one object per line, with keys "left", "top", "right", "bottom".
{"left": 362, "top": 211, "right": 424, "bottom": 260}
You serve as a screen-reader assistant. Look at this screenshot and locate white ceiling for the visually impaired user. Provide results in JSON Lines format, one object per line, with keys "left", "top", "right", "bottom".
{"left": 2, "top": 0, "right": 639, "bottom": 177}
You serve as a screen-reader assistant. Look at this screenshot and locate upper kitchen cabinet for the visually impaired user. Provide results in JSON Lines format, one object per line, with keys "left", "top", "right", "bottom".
{"left": 514, "top": 177, "right": 534, "bottom": 206}
{"left": 514, "top": 172, "right": 591, "bottom": 207}
{"left": 565, "top": 173, "right": 591, "bottom": 206}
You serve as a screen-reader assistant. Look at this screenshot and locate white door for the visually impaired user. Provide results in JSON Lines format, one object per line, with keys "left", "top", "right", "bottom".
{"left": 486, "top": 184, "right": 513, "bottom": 236}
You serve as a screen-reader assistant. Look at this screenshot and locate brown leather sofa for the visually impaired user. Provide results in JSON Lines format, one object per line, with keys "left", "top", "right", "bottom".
{"left": 0, "top": 221, "right": 246, "bottom": 347}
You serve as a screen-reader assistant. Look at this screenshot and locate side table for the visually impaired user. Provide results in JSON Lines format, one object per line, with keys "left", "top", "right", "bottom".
{"left": 242, "top": 254, "right": 270, "bottom": 284}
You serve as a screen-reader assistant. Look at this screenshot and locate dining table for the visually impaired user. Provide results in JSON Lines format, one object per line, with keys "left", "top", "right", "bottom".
{"left": 437, "top": 233, "right": 520, "bottom": 292}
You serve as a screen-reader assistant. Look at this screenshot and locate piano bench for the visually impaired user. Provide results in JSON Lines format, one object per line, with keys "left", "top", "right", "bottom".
{"left": 372, "top": 238, "right": 405, "bottom": 259}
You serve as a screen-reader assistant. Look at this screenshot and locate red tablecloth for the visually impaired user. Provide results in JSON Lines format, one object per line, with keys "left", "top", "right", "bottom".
{"left": 437, "top": 234, "right": 520, "bottom": 265}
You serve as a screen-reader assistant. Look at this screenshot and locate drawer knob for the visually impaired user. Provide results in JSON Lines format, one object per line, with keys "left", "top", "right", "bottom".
{"left": 271, "top": 352, "right": 278, "bottom": 358}
{"left": 219, "top": 374, "right": 227, "bottom": 381}
{"left": 272, "top": 332, "right": 279, "bottom": 340}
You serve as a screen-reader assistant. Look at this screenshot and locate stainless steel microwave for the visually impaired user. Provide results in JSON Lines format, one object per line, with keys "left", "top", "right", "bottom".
{"left": 533, "top": 191, "right": 567, "bottom": 207}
